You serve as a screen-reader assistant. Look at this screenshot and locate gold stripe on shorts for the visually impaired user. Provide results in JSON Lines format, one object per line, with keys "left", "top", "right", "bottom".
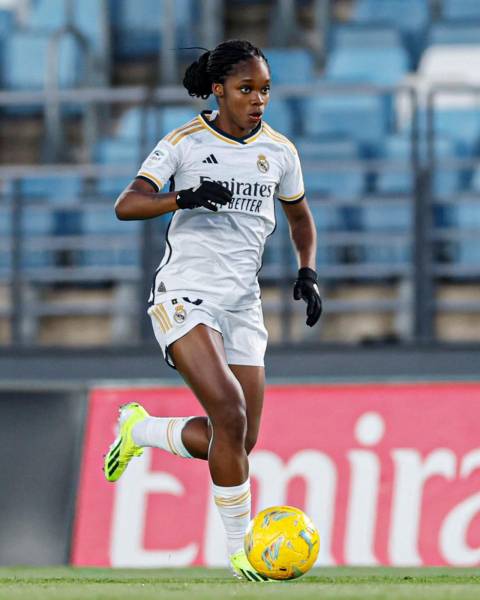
{"left": 151, "top": 304, "right": 172, "bottom": 333}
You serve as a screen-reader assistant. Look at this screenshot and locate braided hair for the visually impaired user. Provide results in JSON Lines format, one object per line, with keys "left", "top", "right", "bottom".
{"left": 183, "top": 40, "right": 269, "bottom": 99}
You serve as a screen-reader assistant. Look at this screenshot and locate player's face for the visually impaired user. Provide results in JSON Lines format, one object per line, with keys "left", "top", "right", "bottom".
{"left": 216, "top": 57, "right": 271, "bottom": 135}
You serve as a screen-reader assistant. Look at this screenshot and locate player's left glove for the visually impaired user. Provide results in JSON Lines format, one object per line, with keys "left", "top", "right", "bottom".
{"left": 293, "top": 267, "right": 322, "bottom": 327}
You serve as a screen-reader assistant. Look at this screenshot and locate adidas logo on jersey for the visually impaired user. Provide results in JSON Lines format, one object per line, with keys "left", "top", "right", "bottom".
{"left": 202, "top": 154, "right": 218, "bottom": 164}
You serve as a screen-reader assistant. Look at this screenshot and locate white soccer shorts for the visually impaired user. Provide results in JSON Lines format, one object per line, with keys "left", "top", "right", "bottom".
{"left": 148, "top": 292, "right": 268, "bottom": 368}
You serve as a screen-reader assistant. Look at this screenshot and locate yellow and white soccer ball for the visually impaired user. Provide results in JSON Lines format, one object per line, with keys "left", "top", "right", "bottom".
{"left": 244, "top": 505, "right": 320, "bottom": 580}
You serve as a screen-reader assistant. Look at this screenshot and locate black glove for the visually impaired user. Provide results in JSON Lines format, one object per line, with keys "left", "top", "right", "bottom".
{"left": 293, "top": 267, "right": 322, "bottom": 327}
{"left": 176, "top": 181, "right": 232, "bottom": 212}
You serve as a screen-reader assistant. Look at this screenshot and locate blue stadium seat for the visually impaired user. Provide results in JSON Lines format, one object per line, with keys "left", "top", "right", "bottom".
{"left": 94, "top": 107, "right": 160, "bottom": 166}
{"left": 0, "top": 206, "right": 12, "bottom": 278}
{"left": 428, "top": 22, "right": 480, "bottom": 46}
{"left": 263, "top": 48, "right": 315, "bottom": 84}
{"left": 303, "top": 168, "right": 365, "bottom": 199}
{"left": 326, "top": 46, "right": 409, "bottom": 85}
{"left": 376, "top": 134, "right": 413, "bottom": 195}
{"left": 353, "top": 0, "right": 430, "bottom": 34}
{"left": 94, "top": 140, "right": 143, "bottom": 165}
{"left": 352, "top": 0, "right": 429, "bottom": 63}
{"left": 376, "top": 171, "right": 414, "bottom": 196}
{"left": 309, "top": 201, "right": 344, "bottom": 231}
{"left": 376, "top": 133, "right": 462, "bottom": 197}
{"left": 27, "top": 0, "right": 67, "bottom": 31}
{"left": 442, "top": 0, "right": 480, "bottom": 20}
{"left": 74, "top": 0, "right": 109, "bottom": 59}
{"left": 0, "top": 9, "right": 14, "bottom": 36}
{"left": 449, "top": 200, "right": 480, "bottom": 227}
{"left": 20, "top": 208, "right": 53, "bottom": 236}
{"left": 360, "top": 201, "right": 413, "bottom": 231}
{"left": 264, "top": 99, "right": 294, "bottom": 138}
{"left": 332, "top": 25, "right": 403, "bottom": 49}
{"left": 446, "top": 198, "right": 480, "bottom": 264}
{"left": 358, "top": 197, "right": 413, "bottom": 265}
{"left": 161, "top": 107, "right": 199, "bottom": 135}
{"left": 111, "top": 0, "right": 196, "bottom": 59}
{"left": 27, "top": 0, "right": 109, "bottom": 80}
{"left": 82, "top": 207, "right": 140, "bottom": 235}
{"left": 303, "top": 94, "right": 386, "bottom": 145}
{"left": 115, "top": 107, "right": 161, "bottom": 142}
{"left": 296, "top": 138, "right": 359, "bottom": 161}
{"left": 470, "top": 168, "right": 480, "bottom": 192}
{"left": 81, "top": 207, "right": 140, "bottom": 267}
{"left": 20, "top": 208, "right": 55, "bottom": 269}
{"left": 19, "top": 177, "right": 82, "bottom": 205}
{"left": 95, "top": 106, "right": 199, "bottom": 171}
{"left": 96, "top": 176, "right": 135, "bottom": 197}
{"left": 433, "top": 109, "right": 480, "bottom": 155}
{"left": 361, "top": 242, "right": 412, "bottom": 264}
{"left": 3, "top": 32, "right": 85, "bottom": 90}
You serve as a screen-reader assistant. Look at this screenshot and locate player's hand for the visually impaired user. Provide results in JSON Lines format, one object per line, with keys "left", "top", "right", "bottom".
{"left": 293, "top": 267, "right": 322, "bottom": 327}
{"left": 176, "top": 181, "right": 232, "bottom": 212}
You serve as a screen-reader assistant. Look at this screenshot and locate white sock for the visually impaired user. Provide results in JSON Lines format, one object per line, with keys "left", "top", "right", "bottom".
{"left": 131, "top": 416, "right": 194, "bottom": 458}
{"left": 212, "top": 479, "right": 251, "bottom": 557}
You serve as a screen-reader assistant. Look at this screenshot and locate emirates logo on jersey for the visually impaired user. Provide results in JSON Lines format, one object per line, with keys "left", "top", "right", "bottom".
{"left": 257, "top": 154, "right": 269, "bottom": 173}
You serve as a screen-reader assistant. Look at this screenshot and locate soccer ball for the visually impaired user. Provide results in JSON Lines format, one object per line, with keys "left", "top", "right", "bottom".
{"left": 244, "top": 505, "right": 320, "bottom": 580}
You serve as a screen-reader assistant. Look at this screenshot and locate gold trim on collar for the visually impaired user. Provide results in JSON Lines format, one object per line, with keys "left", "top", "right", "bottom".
{"left": 200, "top": 113, "right": 263, "bottom": 145}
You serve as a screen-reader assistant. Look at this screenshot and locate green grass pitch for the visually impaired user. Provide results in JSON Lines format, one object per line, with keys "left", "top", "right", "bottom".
{"left": 1, "top": 567, "right": 480, "bottom": 600}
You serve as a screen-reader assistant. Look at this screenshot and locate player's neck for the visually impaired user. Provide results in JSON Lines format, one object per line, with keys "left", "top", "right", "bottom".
{"left": 212, "top": 113, "right": 254, "bottom": 140}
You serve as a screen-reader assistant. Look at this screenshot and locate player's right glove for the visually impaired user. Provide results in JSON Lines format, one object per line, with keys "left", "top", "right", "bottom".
{"left": 176, "top": 181, "right": 232, "bottom": 212}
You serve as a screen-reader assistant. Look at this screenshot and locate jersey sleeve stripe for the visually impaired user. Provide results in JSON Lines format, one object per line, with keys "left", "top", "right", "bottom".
{"left": 200, "top": 118, "right": 240, "bottom": 145}
{"left": 170, "top": 125, "right": 205, "bottom": 146}
{"left": 165, "top": 117, "right": 201, "bottom": 142}
{"left": 137, "top": 171, "right": 163, "bottom": 191}
{"left": 277, "top": 190, "right": 305, "bottom": 202}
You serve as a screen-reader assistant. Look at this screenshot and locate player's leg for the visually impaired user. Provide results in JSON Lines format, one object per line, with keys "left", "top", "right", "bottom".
{"left": 229, "top": 364, "right": 264, "bottom": 455}
{"left": 179, "top": 365, "right": 264, "bottom": 457}
{"left": 163, "top": 365, "right": 264, "bottom": 458}
{"left": 169, "top": 324, "right": 248, "bottom": 485}
{"left": 169, "top": 323, "right": 259, "bottom": 568}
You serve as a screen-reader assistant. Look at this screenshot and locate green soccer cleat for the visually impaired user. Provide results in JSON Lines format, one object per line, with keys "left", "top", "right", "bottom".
{"left": 104, "top": 402, "right": 149, "bottom": 482}
{"left": 229, "top": 549, "right": 274, "bottom": 582}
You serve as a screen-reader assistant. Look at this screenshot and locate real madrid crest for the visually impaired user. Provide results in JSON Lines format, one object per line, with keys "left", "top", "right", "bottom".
{"left": 257, "top": 154, "right": 269, "bottom": 173}
{"left": 173, "top": 304, "right": 187, "bottom": 324}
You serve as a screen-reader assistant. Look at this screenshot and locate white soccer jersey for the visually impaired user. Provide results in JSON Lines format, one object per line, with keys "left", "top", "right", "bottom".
{"left": 137, "top": 110, "right": 305, "bottom": 309}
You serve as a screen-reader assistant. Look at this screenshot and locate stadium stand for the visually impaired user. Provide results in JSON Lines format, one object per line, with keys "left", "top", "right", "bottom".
{"left": 441, "top": 0, "right": 480, "bottom": 20}
{"left": 110, "top": 0, "right": 197, "bottom": 59}
{"left": 1, "top": 0, "right": 480, "bottom": 345}
{"left": 2, "top": 32, "right": 86, "bottom": 91}
{"left": 263, "top": 47, "right": 315, "bottom": 85}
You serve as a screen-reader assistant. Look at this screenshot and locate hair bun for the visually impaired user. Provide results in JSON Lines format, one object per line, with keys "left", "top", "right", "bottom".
{"left": 183, "top": 50, "right": 212, "bottom": 99}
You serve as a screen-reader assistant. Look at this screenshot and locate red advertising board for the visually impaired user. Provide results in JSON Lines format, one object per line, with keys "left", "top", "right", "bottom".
{"left": 72, "top": 382, "right": 480, "bottom": 567}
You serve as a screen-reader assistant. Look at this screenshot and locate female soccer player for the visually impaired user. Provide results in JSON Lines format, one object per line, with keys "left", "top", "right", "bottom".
{"left": 104, "top": 40, "right": 322, "bottom": 581}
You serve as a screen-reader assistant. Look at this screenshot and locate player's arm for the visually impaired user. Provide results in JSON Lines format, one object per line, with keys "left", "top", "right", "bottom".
{"left": 115, "top": 178, "right": 178, "bottom": 220}
{"left": 281, "top": 197, "right": 316, "bottom": 270}
{"left": 282, "top": 198, "right": 322, "bottom": 327}
{"left": 115, "top": 178, "right": 232, "bottom": 220}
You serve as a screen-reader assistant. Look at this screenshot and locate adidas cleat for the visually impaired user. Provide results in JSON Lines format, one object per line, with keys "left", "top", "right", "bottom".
{"left": 104, "top": 402, "right": 148, "bottom": 482}
{"left": 229, "top": 549, "right": 274, "bottom": 582}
